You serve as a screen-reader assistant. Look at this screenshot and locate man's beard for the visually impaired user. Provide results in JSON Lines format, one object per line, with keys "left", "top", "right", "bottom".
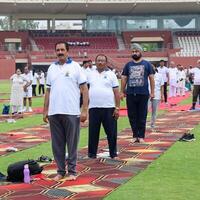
{"left": 132, "top": 54, "right": 142, "bottom": 61}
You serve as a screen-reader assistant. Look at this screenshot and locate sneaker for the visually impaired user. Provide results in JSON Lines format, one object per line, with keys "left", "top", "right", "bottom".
{"left": 22, "top": 107, "right": 27, "bottom": 112}
{"left": 12, "top": 112, "right": 17, "bottom": 115}
{"left": 179, "top": 133, "right": 189, "bottom": 141}
{"left": 28, "top": 107, "right": 33, "bottom": 112}
{"left": 182, "top": 134, "right": 196, "bottom": 142}
{"left": 189, "top": 106, "right": 195, "bottom": 110}
{"left": 6, "top": 147, "right": 18, "bottom": 152}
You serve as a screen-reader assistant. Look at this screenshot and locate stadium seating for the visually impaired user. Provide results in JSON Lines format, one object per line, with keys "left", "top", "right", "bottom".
{"left": 30, "top": 30, "right": 118, "bottom": 50}
{"left": 175, "top": 31, "right": 200, "bottom": 57}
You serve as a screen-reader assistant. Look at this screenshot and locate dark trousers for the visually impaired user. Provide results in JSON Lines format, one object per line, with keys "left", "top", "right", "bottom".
{"left": 39, "top": 84, "right": 45, "bottom": 95}
{"left": 126, "top": 94, "right": 149, "bottom": 138}
{"left": 88, "top": 108, "right": 117, "bottom": 158}
{"left": 193, "top": 85, "right": 200, "bottom": 103}
{"left": 48, "top": 114, "right": 80, "bottom": 176}
{"left": 32, "top": 85, "right": 37, "bottom": 96}
{"left": 164, "top": 82, "right": 168, "bottom": 103}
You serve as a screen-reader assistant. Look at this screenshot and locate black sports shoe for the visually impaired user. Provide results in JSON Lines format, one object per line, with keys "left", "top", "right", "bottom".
{"left": 179, "top": 133, "right": 189, "bottom": 141}
{"left": 182, "top": 134, "right": 196, "bottom": 142}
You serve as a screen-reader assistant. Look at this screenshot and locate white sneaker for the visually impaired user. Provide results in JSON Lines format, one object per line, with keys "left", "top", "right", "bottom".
{"left": 28, "top": 107, "right": 33, "bottom": 112}
{"left": 22, "top": 107, "right": 27, "bottom": 112}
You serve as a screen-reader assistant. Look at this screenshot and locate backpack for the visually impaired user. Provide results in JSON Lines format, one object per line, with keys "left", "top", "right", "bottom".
{"left": 2, "top": 104, "right": 10, "bottom": 115}
{"left": 7, "top": 159, "right": 43, "bottom": 182}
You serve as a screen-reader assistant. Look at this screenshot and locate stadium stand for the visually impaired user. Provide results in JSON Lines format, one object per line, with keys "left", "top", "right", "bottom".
{"left": 175, "top": 31, "right": 200, "bottom": 57}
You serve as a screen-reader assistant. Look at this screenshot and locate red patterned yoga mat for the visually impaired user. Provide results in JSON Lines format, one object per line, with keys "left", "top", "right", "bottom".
{"left": 0, "top": 125, "right": 50, "bottom": 156}
{"left": 0, "top": 110, "right": 199, "bottom": 200}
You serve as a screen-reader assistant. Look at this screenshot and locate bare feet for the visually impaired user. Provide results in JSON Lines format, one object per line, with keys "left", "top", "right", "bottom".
{"left": 53, "top": 174, "right": 64, "bottom": 181}
{"left": 132, "top": 138, "right": 139, "bottom": 143}
{"left": 65, "top": 174, "right": 77, "bottom": 181}
{"left": 139, "top": 138, "right": 145, "bottom": 143}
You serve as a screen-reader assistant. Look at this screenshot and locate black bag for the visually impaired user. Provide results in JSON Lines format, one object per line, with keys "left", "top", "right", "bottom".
{"left": 2, "top": 104, "right": 10, "bottom": 115}
{"left": 7, "top": 159, "right": 43, "bottom": 182}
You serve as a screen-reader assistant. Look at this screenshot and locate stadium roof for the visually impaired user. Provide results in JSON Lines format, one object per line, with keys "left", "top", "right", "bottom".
{"left": 0, "top": 0, "right": 199, "bottom": 18}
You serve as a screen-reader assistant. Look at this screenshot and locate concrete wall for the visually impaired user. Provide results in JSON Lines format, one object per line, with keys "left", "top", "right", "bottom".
{"left": 170, "top": 57, "right": 200, "bottom": 67}
{"left": 0, "top": 59, "right": 15, "bottom": 79}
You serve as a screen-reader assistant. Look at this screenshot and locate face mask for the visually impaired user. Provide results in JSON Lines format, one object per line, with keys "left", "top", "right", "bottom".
{"left": 132, "top": 54, "right": 141, "bottom": 61}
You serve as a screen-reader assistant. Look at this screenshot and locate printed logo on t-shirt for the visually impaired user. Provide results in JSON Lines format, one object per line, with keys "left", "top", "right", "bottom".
{"left": 65, "top": 71, "right": 70, "bottom": 77}
{"left": 129, "top": 65, "right": 145, "bottom": 87}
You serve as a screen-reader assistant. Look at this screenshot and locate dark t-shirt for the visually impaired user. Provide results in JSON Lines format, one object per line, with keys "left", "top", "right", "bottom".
{"left": 122, "top": 59, "right": 153, "bottom": 95}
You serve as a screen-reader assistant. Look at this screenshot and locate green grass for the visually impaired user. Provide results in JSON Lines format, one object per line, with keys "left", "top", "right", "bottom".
{"left": 0, "top": 80, "right": 11, "bottom": 94}
{"left": 179, "top": 96, "right": 192, "bottom": 105}
{"left": 31, "top": 97, "right": 44, "bottom": 108}
{"left": 105, "top": 124, "right": 200, "bottom": 200}
{"left": 0, "top": 114, "right": 43, "bottom": 133}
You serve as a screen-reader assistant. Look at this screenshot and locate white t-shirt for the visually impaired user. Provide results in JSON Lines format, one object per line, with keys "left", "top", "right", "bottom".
{"left": 82, "top": 66, "right": 97, "bottom": 83}
{"left": 149, "top": 73, "right": 164, "bottom": 100}
{"left": 177, "top": 70, "right": 186, "bottom": 81}
{"left": 38, "top": 72, "right": 45, "bottom": 85}
{"left": 22, "top": 72, "right": 33, "bottom": 90}
{"left": 32, "top": 73, "right": 38, "bottom": 85}
{"left": 190, "top": 67, "right": 200, "bottom": 85}
{"left": 169, "top": 67, "right": 178, "bottom": 86}
{"left": 87, "top": 69, "right": 119, "bottom": 109}
{"left": 157, "top": 66, "right": 169, "bottom": 82}
{"left": 46, "top": 60, "right": 87, "bottom": 115}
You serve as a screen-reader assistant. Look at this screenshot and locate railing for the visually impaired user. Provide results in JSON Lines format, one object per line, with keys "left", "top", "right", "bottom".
{"left": 0, "top": 0, "right": 198, "bottom": 3}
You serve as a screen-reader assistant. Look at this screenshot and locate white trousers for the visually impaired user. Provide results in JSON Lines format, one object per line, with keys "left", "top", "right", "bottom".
{"left": 169, "top": 85, "right": 177, "bottom": 97}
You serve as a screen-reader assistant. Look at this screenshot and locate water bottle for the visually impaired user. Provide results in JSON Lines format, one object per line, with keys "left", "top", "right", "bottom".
{"left": 23, "top": 164, "right": 31, "bottom": 183}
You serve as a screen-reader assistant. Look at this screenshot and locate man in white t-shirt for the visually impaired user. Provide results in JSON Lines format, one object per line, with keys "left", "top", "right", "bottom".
{"left": 87, "top": 54, "right": 120, "bottom": 159}
{"left": 22, "top": 66, "right": 33, "bottom": 112}
{"left": 168, "top": 61, "right": 178, "bottom": 97}
{"left": 157, "top": 60, "right": 169, "bottom": 103}
{"left": 149, "top": 65, "right": 164, "bottom": 128}
{"left": 38, "top": 70, "right": 45, "bottom": 96}
{"left": 190, "top": 59, "right": 200, "bottom": 110}
{"left": 177, "top": 64, "right": 186, "bottom": 96}
{"left": 43, "top": 42, "right": 88, "bottom": 181}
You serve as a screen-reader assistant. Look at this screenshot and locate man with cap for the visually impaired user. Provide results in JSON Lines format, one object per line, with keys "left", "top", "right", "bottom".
{"left": 120, "top": 43, "right": 155, "bottom": 143}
